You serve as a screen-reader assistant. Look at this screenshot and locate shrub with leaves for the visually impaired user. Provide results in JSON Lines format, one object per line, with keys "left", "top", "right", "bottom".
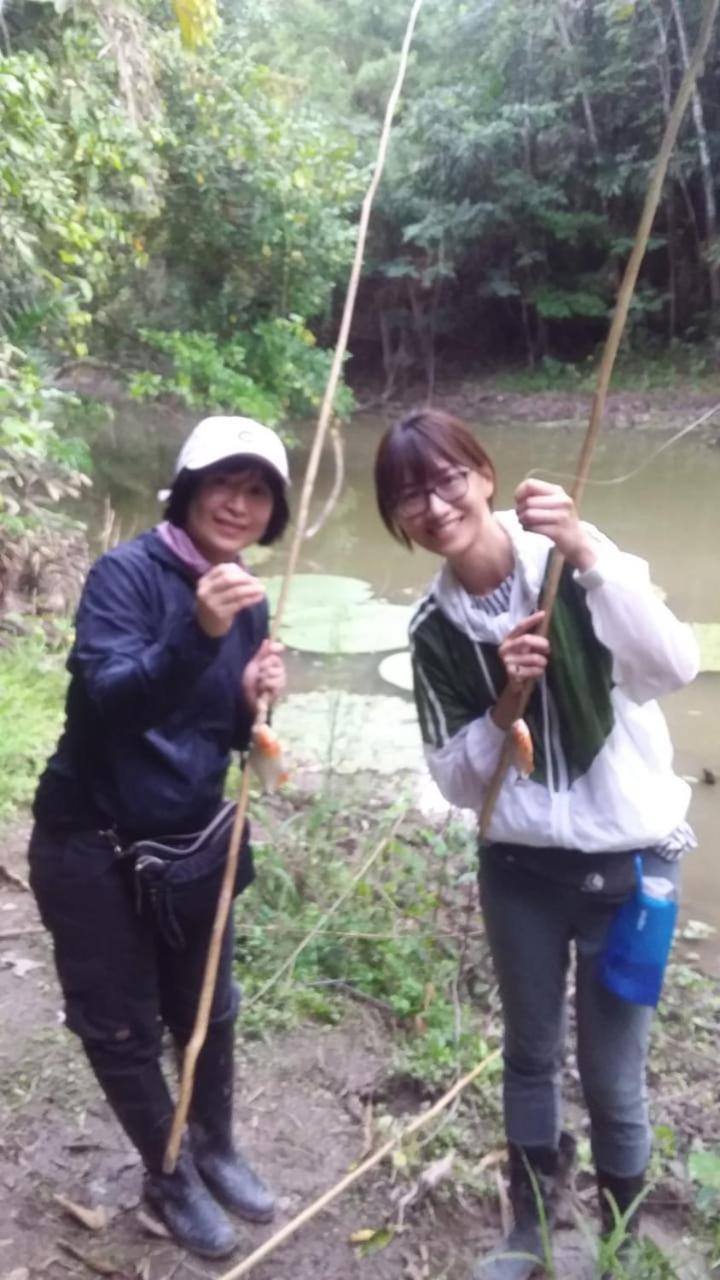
{"left": 0, "top": 344, "right": 92, "bottom": 535}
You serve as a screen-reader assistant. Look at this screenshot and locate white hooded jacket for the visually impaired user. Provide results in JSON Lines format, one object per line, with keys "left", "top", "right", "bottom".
{"left": 409, "top": 511, "right": 699, "bottom": 854}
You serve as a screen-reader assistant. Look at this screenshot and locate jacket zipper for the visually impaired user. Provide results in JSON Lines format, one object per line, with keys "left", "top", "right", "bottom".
{"left": 544, "top": 682, "right": 573, "bottom": 845}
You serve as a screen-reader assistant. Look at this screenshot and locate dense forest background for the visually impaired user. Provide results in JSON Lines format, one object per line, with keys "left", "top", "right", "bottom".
{"left": 2, "top": 0, "right": 720, "bottom": 539}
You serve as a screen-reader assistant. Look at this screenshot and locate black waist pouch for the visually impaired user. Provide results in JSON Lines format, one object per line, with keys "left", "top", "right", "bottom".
{"left": 481, "top": 840, "right": 638, "bottom": 900}
{"left": 109, "top": 802, "right": 254, "bottom": 949}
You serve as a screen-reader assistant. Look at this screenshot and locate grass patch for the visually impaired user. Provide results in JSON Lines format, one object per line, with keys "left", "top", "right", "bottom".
{"left": 236, "top": 783, "right": 502, "bottom": 1092}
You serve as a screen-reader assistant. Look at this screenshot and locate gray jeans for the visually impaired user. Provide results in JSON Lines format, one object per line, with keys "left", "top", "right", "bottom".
{"left": 479, "top": 845, "right": 679, "bottom": 1178}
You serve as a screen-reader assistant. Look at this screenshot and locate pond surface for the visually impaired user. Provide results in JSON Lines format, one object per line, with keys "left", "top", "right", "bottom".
{"left": 88, "top": 404, "right": 720, "bottom": 965}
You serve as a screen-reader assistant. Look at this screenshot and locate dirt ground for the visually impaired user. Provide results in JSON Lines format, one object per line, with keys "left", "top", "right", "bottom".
{"left": 0, "top": 823, "right": 712, "bottom": 1280}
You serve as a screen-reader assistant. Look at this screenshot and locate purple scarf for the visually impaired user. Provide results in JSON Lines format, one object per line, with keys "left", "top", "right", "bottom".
{"left": 156, "top": 521, "right": 243, "bottom": 579}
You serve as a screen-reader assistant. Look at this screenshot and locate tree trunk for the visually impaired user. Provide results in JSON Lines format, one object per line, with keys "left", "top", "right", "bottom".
{"left": 520, "top": 295, "right": 535, "bottom": 368}
{"left": 669, "top": 0, "right": 719, "bottom": 315}
{"left": 408, "top": 278, "right": 436, "bottom": 403}
{"left": 555, "top": 3, "right": 601, "bottom": 164}
{"left": 667, "top": 192, "right": 677, "bottom": 343}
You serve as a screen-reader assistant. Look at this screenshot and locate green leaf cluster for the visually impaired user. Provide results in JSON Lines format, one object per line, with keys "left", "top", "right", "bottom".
{"left": 251, "top": 0, "right": 720, "bottom": 371}
{"left": 236, "top": 787, "right": 499, "bottom": 1088}
{"left": 0, "top": 41, "right": 162, "bottom": 354}
{"left": 130, "top": 319, "right": 353, "bottom": 423}
{"left": 0, "top": 344, "right": 93, "bottom": 532}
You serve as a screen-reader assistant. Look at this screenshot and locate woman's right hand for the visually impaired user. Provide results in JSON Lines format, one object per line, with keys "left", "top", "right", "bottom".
{"left": 196, "top": 564, "right": 266, "bottom": 638}
{"left": 498, "top": 610, "right": 550, "bottom": 691}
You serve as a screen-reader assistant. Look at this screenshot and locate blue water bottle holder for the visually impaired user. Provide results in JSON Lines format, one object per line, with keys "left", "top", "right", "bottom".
{"left": 599, "top": 855, "right": 678, "bottom": 1007}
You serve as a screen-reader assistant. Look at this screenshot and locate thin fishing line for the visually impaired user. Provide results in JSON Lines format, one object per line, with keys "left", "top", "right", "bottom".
{"left": 525, "top": 400, "right": 720, "bottom": 488}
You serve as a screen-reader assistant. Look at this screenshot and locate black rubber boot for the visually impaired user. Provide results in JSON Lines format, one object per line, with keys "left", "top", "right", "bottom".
{"left": 597, "top": 1168, "right": 644, "bottom": 1278}
{"left": 472, "top": 1131, "right": 576, "bottom": 1280}
{"left": 188, "top": 1020, "right": 275, "bottom": 1223}
{"left": 85, "top": 1054, "right": 237, "bottom": 1259}
{"left": 597, "top": 1169, "right": 644, "bottom": 1236}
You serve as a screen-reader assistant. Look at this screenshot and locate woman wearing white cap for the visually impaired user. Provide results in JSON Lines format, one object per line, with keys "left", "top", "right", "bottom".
{"left": 29, "top": 417, "right": 289, "bottom": 1259}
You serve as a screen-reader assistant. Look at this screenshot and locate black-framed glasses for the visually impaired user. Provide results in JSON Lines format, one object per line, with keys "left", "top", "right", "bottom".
{"left": 395, "top": 469, "right": 470, "bottom": 520}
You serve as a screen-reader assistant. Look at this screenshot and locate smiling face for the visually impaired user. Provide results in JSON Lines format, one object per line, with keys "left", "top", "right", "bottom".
{"left": 394, "top": 459, "right": 496, "bottom": 560}
{"left": 185, "top": 465, "right": 275, "bottom": 562}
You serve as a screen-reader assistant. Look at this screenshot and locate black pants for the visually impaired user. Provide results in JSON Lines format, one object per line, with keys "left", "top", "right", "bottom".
{"left": 28, "top": 824, "right": 239, "bottom": 1073}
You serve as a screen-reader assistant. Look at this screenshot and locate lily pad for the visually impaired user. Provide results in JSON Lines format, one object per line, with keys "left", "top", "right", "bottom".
{"left": 264, "top": 575, "right": 414, "bottom": 655}
{"left": 693, "top": 623, "right": 720, "bottom": 673}
{"left": 274, "top": 690, "right": 423, "bottom": 773}
{"left": 379, "top": 650, "right": 413, "bottom": 693}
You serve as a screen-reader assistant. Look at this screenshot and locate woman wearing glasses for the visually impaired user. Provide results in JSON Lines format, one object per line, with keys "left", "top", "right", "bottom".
{"left": 374, "top": 409, "right": 698, "bottom": 1279}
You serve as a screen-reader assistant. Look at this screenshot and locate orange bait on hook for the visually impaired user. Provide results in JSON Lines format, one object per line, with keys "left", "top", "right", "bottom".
{"left": 510, "top": 718, "right": 534, "bottom": 778}
{"left": 249, "top": 723, "right": 291, "bottom": 792}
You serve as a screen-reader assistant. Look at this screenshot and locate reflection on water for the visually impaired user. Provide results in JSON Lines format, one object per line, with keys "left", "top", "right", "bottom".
{"left": 88, "top": 405, "right": 720, "bottom": 963}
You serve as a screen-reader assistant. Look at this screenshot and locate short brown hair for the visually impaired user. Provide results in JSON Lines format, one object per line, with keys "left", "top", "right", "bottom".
{"left": 374, "top": 409, "right": 497, "bottom": 547}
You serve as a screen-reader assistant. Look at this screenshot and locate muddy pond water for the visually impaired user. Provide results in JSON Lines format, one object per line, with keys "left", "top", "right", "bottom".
{"left": 88, "top": 405, "right": 720, "bottom": 966}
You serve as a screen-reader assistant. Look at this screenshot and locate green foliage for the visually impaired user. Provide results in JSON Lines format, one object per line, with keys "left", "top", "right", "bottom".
{"left": 153, "top": 47, "right": 363, "bottom": 335}
{"left": 235, "top": 788, "right": 501, "bottom": 1088}
{"left": 250, "top": 0, "right": 720, "bottom": 374}
{"left": 6, "top": 0, "right": 720, "bottom": 399}
{"left": 0, "top": 344, "right": 93, "bottom": 533}
{"left": 0, "top": 630, "right": 68, "bottom": 819}
{"left": 0, "top": 41, "right": 162, "bottom": 354}
{"left": 172, "top": 0, "right": 220, "bottom": 50}
{"left": 689, "top": 1146, "right": 720, "bottom": 1259}
{"left": 130, "top": 319, "right": 353, "bottom": 423}
{"left": 129, "top": 329, "right": 280, "bottom": 424}
{"left": 1, "top": 3, "right": 363, "bottom": 428}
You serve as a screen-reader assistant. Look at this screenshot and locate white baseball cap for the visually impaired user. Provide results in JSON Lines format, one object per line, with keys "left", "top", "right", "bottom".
{"left": 162, "top": 417, "right": 290, "bottom": 501}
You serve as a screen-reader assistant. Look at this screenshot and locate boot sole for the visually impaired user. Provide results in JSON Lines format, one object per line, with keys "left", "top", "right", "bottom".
{"left": 226, "top": 1204, "right": 275, "bottom": 1225}
{"left": 142, "top": 1199, "right": 238, "bottom": 1259}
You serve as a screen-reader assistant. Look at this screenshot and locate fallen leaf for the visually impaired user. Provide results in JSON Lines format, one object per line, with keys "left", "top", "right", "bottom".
{"left": 53, "top": 1193, "right": 107, "bottom": 1232}
{"left": 349, "top": 1226, "right": 395, "bottom": 1255}
{"left": 349, "top": 1228, "right": 377, "bottom": 1244}
{"left": 3, "top": 1269, "right": 30, "bottom": 1280}
{"left": 136, "top": 1209, "right": 170, "bottom": 1239}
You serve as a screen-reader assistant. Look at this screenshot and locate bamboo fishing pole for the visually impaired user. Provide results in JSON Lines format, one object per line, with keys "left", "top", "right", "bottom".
{"left": 215, "top": 1050, "right": 500, "bottom": 1280}
{"left": 163, "top": 0, "right": 426, "bottom": 1174}
{"left": 479, "top": 0, "right": 719, "bottom": 840}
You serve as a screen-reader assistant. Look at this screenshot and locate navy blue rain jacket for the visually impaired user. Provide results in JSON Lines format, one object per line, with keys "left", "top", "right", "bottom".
{"left": 33, "top": 530, "right": 268, "bottom": 838}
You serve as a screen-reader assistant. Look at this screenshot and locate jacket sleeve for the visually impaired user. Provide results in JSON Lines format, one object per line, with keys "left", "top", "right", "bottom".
{"left": 412, "top": 628, "right": 506, "bottom": 811}
{"left": 574, "top": 528, "right": 699, "bottom": 704}
{"left": 73, "top": 551, "right": 223, "bottom": 733}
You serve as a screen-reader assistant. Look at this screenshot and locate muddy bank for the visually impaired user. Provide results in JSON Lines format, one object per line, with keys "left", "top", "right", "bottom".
{"left": 53, "top": 357, "right": 720, "bottom": 436}
{"left": 367, "top": 377, "right": 720, "bottom": 436}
